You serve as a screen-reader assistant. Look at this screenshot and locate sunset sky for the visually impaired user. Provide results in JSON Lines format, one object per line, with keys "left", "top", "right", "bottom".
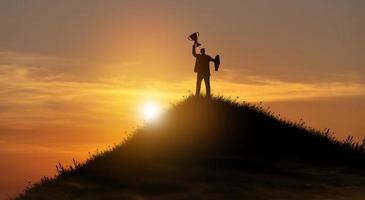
{"left": 0, "top": 0, "right": 365, "bottom": 198}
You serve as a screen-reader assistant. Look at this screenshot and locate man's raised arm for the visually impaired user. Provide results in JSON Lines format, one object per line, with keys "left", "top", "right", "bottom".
{"left": 192, "top": 44, "right": 198, "bottom": 58}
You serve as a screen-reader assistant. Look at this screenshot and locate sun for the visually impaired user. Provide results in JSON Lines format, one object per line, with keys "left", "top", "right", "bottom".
{"left": 140, "top": 101, "right": 162, "bottom": 122}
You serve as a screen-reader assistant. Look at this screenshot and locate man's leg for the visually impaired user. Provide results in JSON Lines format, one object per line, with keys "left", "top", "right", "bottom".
{"left": 195, "top": 74, "right": 203, "bottom": 96}
{"left": 204, "top": 75, "right": 211, "bottom": 97}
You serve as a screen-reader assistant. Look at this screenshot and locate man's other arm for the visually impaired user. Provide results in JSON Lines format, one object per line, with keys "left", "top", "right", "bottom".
{"left": 209, "top": 56, "right": 215, "bottom": 62}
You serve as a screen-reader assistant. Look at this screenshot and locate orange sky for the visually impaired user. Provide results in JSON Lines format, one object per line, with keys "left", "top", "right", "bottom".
{"left": 0, "top": 1, "right": 365, "bottom": 199}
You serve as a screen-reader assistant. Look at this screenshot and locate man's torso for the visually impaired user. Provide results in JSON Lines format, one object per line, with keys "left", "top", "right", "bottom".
{"left": 195, "top": 54, "right": 211, "bottom": 76}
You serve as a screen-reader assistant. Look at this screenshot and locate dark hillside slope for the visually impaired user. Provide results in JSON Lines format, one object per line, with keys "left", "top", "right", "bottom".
{"left": 17, "top": 96, "right": 365, "bottom": 200}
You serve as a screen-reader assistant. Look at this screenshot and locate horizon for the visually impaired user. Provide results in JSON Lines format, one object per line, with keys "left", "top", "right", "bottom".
{"left": 1, "top": 0, "right": 365, "bottom": 198}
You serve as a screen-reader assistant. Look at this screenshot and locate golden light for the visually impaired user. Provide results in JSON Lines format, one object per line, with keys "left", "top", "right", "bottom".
{"left": 140, "top": 101, "right": 162, "bottom": 122}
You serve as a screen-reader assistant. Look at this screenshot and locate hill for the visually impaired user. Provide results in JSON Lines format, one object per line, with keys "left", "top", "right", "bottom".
{"left": 17, "top": 96, "right": 365, "bottom": 200}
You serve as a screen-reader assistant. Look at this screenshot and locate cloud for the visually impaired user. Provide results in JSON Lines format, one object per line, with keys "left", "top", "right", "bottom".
{"left": 1, "top": 51, "right": 365, "bottom": 146}
{"left": 215, "top": 77, "right": 365, "bottom": 102}
{"left": 216, "top": 66, "right": 365, "bottom": 86}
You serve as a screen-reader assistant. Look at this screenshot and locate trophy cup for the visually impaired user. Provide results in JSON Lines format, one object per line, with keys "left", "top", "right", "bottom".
{"left": 188, "top": 32, "right": 201, "bottom": 47}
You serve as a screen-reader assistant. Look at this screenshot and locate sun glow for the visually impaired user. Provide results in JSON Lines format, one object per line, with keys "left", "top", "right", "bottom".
{"left": 140, "top": 101, "right": 162, "bottom": 122}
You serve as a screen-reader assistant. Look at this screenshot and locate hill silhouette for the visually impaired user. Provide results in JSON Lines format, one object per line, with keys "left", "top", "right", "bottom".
{"left": 17, "top": 96, "right": 365, "bottom": 200}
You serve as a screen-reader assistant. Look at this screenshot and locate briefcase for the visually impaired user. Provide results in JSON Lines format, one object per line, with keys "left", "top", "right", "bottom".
{"left": 214, "top": 55, "right": 220, "bottom": 71}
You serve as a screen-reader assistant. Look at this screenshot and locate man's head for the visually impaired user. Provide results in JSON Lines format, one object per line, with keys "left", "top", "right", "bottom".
{"left": 200, "top": 48, "right": 206, "bottom": 55}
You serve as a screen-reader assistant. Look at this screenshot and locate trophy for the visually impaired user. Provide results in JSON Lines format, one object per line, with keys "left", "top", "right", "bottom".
{"left": 188, "top": 32, "right": 201, "bottom": 47}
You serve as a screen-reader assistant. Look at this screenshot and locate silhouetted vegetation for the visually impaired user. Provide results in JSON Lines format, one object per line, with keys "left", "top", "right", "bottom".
{"left": 16, "top": 95, "right": 365, "bottom": 200}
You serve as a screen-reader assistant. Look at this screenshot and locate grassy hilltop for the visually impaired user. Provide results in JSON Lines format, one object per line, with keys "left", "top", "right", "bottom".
{"left": 17, "top": 96, "right": 365, "bottom": 200}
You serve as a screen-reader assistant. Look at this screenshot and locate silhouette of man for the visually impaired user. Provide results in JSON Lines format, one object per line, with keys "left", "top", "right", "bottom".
{"left": 192, "top": 43, "right": 215, "bottom": 97}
